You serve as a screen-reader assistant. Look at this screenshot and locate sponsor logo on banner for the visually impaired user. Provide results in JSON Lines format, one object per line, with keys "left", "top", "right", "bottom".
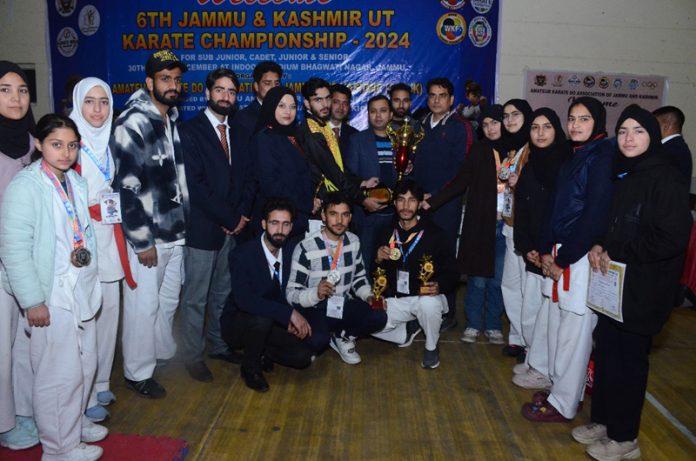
{"left": 441, "top": 0, "right": 467, "bottom": 10}
{"left": 471, "top": 0, "right": 494, "bottom": 14}
{"left": 583, "top": 75, "right": 595, "bottom": 88}
{"left": 55, "top": 0, "right": 76, "bottom": 17}
{"left": 629, "top": 79, "right": 639, "bottom": 90}
{"left": 598, "top": 77, "right": 609, "bottom": 89}
{"left": 534, "top": 75, "right": 547, "bottom": 87}
{"left": 552, "top": 75, "right": 564, "bottom": 87}
{"left": 613, "top": 79, "right": 623, "bottom": 89}
{"left": 56, "top": 27, "right": 79, "bottom": 57}
{"left": 437, "top": 13, "right": 466, "bottom": 45}
{"left": 642, "top": 81, "right": 657, "bottom": 89}
{"left": 79, "top": 5, "right": 100, "bottom": 36}
{"left": 568, "top": 75, "right": 581, "bottom": 87}
{"left": 468, "top": 16, "right": 492, "bottom": 47}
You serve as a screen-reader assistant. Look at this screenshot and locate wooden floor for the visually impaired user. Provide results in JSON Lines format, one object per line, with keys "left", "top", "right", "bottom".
{"left": 103, "top": 289, "right": 696, "bottom": 461}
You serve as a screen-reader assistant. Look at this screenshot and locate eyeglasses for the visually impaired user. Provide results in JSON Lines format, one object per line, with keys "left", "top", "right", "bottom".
{"left": 568, "top": 115, "right": 593, "bottom": 124}
{"left": 503, "top": 111, "right": 522, "bottom": 120}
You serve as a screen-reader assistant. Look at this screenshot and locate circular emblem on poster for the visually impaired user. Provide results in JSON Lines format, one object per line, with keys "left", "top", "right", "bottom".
{"left": 440, "top": 0, "right": 467, "bottom": 10}
{"left": 56, "top": 27, "right": 79, "bottom": 57}
{"left": 55, "top": 0, "right": 76, "bottom": 17}
{"left": 436, "top": 13, "right": 466, "bottom": 45}
{"left": 79, "top": 5, "right": 101, "bottom": 36}
{"left": 468, "top": 16, "right": 492, "bottom": 47}
{"left": 471, "top": 0, "right": 494, "bottom": 14}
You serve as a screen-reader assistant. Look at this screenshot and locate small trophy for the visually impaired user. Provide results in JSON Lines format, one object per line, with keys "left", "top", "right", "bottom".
{"left": 386, "top": 116, "right": 425, "bottom": 184}
{"left": 370, "top": 267, "right": 388, "bottom": 309}
{"left": 418, "top": 255, "right": 435, "bottom": 295}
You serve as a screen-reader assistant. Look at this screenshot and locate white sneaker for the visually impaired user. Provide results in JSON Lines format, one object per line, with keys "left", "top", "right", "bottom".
{"left": 460, "top": 328, "right": 480, "bottom": 343}
{"left": 586, "top": 438, "right": 640, "bottom": 461}
{"left": 512, "top": 368, "right": 552, "bottom": 389}
{"left": 56, "top": 443, "right": 104, "bottom": 461}
{"left": 81, "top": 420, "right": 108, "bottom": 443}
{"left": 329, "top": 335, "right": 361, "bottom": 365}
{"left": 484, "top": 329, "right": 505, "bottom": 344}
{"left": 572, "top": 423, "right": 608, "bottom": 444}
{"left": 512, "top": 363, "right": 530, "bottom": 375}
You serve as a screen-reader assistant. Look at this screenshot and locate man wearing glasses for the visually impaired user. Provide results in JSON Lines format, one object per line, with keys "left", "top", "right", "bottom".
{"left": 112, "top": 49, "right": 190, "bottom": 399}
{"left": 178, "top": 68, "right": 255, "bottom": 383}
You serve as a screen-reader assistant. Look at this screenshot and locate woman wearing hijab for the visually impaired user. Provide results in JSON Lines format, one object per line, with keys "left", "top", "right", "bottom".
{"left": 425, "top": 105, "right": 508, "bottom": 344}
{"left": 572, "top": 105, "right": 691, "bottom": 461}
{"left": 522, "top": 97, "right": 614, "bottom": 423}
{"left": 511, "top": 108, "right": 570, "bottom": 389}
{"left": 500, "top": 98, "right": 534, "bottom": 355}
{"left": 69, "top": 77, "right": 129, "bottom": 423}
{"left": 251, "top": 86, "right": 317, "bottom": 238}
{"left": 0, "top": 60, "right": 39, "bottom": 451}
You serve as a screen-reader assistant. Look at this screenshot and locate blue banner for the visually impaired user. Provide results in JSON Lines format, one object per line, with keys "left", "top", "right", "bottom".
{"left": 47, "top": 0, "right": 499, "bottom": 126}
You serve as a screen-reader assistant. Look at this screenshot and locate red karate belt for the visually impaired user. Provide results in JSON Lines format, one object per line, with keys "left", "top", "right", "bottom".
{"left": 74, "top": 163, "right": 137, "bottom": 288}
{"left": 551, "top": 245, "right": 570, "bottom": 303}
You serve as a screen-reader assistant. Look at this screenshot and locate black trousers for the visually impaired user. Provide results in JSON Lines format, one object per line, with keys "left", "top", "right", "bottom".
{"left": 591, "top": 315, "right": 652, "bottom": 441}
{"left": 301, "top": 298, "right": 388, "bottom": 353}
{"left": 223, "top": 311, "right": 313, "bottom": 372}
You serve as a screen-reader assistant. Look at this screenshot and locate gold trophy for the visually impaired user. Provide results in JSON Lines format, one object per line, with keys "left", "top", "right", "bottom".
{"left": 370, "top": 267, "right": 388, "bottom": 309}
{"left": 418, "top": 255, "right": 435, "bottom": 295}
{"left": 386, "top": 116, "right": 425, "bottom": 184}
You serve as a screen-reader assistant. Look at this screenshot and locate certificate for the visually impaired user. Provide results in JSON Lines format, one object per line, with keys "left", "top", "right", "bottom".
{"left": 586, "top": 261, "right": 626, "bottom": 322}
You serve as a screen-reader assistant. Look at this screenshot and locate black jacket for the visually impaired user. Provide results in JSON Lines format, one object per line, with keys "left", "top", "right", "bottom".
{"left": 662, "top": 135, "right": 692, "bottom": 183}
{"left": 601, "top": 154, "right": 691, "bottom": 335}
{"left": 375, "top": 217, "right": 459, "bottom": 298}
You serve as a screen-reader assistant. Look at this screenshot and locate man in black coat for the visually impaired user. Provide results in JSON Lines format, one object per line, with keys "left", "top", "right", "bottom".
{"left": 653, "top": 105, "right": 692, "bottom": 182}
{"left": 328, "top": 83, "right": 358, "bottom": 154}
{"left": 179, "top": 68, "right": 254, "bottom": 382}
{"left": 220, "top": 199, "right": 313, "bottom": 392}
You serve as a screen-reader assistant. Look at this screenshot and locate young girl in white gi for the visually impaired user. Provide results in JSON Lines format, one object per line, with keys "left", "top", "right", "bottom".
{"left": 69, "top": 78, "right": 130, "bottom": 422}
{"left": 0, "top": 113, "right": 107, "bottom": 461}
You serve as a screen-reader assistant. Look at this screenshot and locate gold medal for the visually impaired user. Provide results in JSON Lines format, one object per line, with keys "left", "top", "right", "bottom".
{"left": 389, "top": 247, "right": 402, "bottom": 261}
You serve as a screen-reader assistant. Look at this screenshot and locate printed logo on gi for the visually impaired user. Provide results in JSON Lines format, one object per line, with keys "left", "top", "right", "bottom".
{"left": 598, "top": 77, "right": 609, "bottom": 89}
{"left": 441, "top": 0, "right": 467, "bottom": 10}
{"left": 468, "top": 16, "right": 492, "bottom": 48}
{"left": 629, "top": 79, "right": 639, "bottom": 90}
{"left": 534, "top": 75, "right": 547, "bottom": 87}
{"left": 471, "top": 0, "right": 494, "bottom": 14}
{"left": 436, "top": 13, "right": 466, "bottom": 45}
{"left": 55, "top": 0, "right": 76, "bottom": 17}
{"left": 583, "top": 75, "right": 595, "bottom": 88}
{"left": 56, "top": 27, "right": 79, "bottom": 57}
{"left": 568, "top": 75, "right": 581, "bottom": 87}
{"left": 79, "top": 5, "right": 100, "bottom": 36}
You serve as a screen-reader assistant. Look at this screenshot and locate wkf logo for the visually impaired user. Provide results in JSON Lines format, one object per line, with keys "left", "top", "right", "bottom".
{"left": 437, "top": 13, "right": 466, "bottom": 45}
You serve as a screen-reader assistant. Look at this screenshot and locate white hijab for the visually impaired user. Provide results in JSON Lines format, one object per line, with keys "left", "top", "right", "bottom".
{"left": 69, "top": 77, "right": 113, "bottom": 159}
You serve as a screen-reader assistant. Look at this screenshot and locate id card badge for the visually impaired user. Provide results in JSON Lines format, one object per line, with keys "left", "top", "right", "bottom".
{"left": 326, "top": 295, "right": 345, "bottom": 319}
{"left": 308, "top": 219, "right": 323, "bottom": 235}
{"left": 502, "top": 190, "right": 513, "bottom": 218}
{"left": 100, "top": 192, "right": 122, "bottom": 224}
{"left": 397, "top": 270, "right": 410, "bottom": 294}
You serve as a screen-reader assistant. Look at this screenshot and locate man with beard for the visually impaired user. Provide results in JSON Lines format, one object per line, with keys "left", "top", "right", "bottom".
{"left": 328, "top": 83, "right": 357, "bottom": 154}
{"left": 178, "top": 68, "right": 255, "bottom": 382}
{"left": 388, "top": 83, "right": 412, "bottom": 128}
{"left": 298, "top": 77, "right": 383, "bottom": 215}
{"left": 286, "top": 192, "right": 387, "bottom": 364}
{"left": 112, "top": 49, "right": 190, "bottom": 398}
{"left": 220, "top": 198, "right": 313, "bottom": 392}
{"left": 372, "top": 180, "right": 458, "bottom": 368}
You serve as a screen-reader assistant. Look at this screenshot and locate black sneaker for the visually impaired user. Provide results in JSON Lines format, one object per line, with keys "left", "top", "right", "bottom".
{"left": 421, "top": 348, "right": 440, "bottom": 369}
{"left": 125, "top": 377, "right": 166, "bottom": 399}
{"left": 398, "top": 320, "right": 422, "bottom": 348}
{"left": 185, "top": 361, "right": 213, "bottom": 382}
{"left": 502, "top": 344, "right": 525, "bottom": 357}
{"left": 241, "top": 368, "right": 269, "bottom": 393}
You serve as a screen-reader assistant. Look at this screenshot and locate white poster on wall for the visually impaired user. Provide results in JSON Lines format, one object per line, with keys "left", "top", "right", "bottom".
{"left": 524, "top": 69, "right": 668, "bottom": 134}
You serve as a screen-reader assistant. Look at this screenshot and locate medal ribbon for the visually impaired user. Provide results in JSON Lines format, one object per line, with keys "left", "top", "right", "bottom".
{"left": 40, "top": 160, "right": 85, "bottom": 249}
{"left": 393, "top": 229, "right": 424, "bottom": 264}
{"left": 80, "top": 142, "right": 111, "bottom": 181}
{"left": 551, "top": 244, "right": 571, "bottom": 302}
{"left": 322, "top": 233, "right": 344, "bottom": 271}
{"left": 493, "top": 149, "right": 505, "bottom": 194}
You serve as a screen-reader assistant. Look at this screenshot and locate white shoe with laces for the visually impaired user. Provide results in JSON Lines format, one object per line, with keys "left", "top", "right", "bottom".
{"left": 460, "top": 328, "right": 480, "bottom": 343}
{"left": 330, "top": 335, "right": 361, "bottom": 365}
{"left": 572, "top": 423, "right": 608, "bottom": 444}
{"left": 51, "top": 443, "right": 104, "bottom": 461}
{"left": 512, "top": 367, "right": 552, "bottom": 389}
{"left": 81, "top": 419, "right": 108, "bottom": 443}
{"left": 586, "top": 438, "right": 640, "bottom": 461}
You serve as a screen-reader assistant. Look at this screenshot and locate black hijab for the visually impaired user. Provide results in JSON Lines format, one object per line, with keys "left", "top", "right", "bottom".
{"left": 568, "top": 96, "right": 607, "bottom": 145}
{"left": 0, "top": 61, "right": 35, "bottom": 159}
{"left": 480, "top": 104, "right": 506, "bottom": 153}
{"left": 526, "top": 107, "right": 570, "bottom": 189}
{"left": 612, "top": 104, "right": 662, "bottom": 176}
{"left": 502, "top": 98, "right": 533, "bottom": 152}
{"left": 254, "top": 86, "right": 298, "bottom": 136}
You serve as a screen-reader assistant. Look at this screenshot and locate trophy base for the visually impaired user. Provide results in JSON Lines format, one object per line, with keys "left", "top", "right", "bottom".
{"left": 419, "top": 286, "right": 431, "bottom": 295}
{"left": 370, "top": 297, "right": 385, "bottom": 310}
